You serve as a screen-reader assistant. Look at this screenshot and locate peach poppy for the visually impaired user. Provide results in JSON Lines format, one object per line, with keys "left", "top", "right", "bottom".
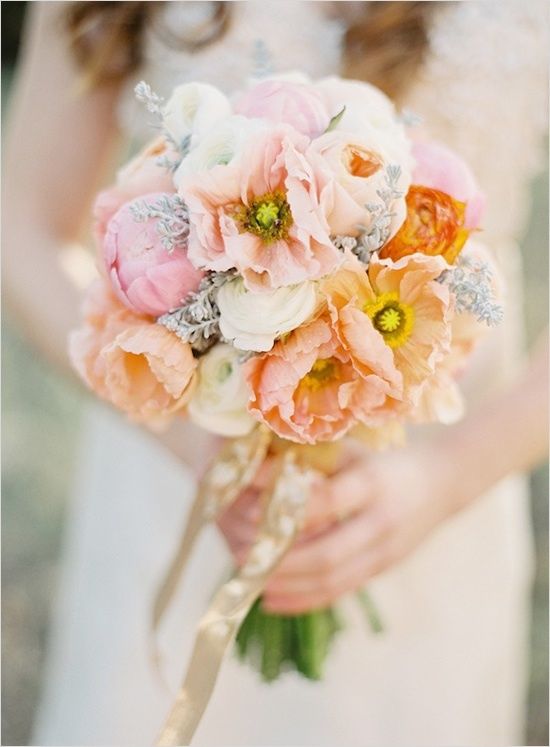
{"left": 69, "top": 280, "right": 196, "bottom": 427}
{"left": 245, "top": 316, "right": 396, "bottom": 444}
{"left": 321, "top": 254, "right": 453, "bottom": 409}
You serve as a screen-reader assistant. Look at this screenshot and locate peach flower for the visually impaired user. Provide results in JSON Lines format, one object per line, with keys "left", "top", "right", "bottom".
{"left": 413, "top": 240, "right": 501, "bottom": 424}
{"left": 245, "top": 316, "right": 396, "bottom": 444}
{"left": 308, "top": 129, "right": 410, "bottom": 239}
{"left": 94, "top": 137, "right": 176, "bottom": 247}
{"left": 321, "top": 254, "right": 453, "bottom": 409}
{"left": 179, "top": 125, "right": 342, "bottom": 291}
{"left": 69, "top": 280, "right": 196, "bottom": 426}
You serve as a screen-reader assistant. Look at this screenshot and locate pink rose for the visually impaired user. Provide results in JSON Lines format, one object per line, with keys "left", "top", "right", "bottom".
{"left": 103, "top": 192, "right": 204, "bottom": 317}
{"left": 94, "top": 137, "right": 177, "bottom": 247}
{"left": 234, "top": 80, "right": 330, "bottom": 139}
{"left": 69, "top": 280, "right": 197, "bottom": 426}
{"left": 412, "top": 140, "right": 486, "bottom": 229}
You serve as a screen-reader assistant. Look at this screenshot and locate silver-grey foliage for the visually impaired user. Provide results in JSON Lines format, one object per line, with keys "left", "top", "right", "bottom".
{"left": 439, "top": 255, "right": 504, "bottom": 326}
{"left": 158, "top": 272, "right": 234, "bottom": 353}
{"left": 333, "top": 164, "right": 404, "bottom": 266}
{"left": 129, "top": 194, "right": 190, "bottom": 253}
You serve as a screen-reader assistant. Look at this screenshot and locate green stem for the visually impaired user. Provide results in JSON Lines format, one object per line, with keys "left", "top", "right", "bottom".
{"left": 356, "top": 588, "right": 384, "bottom": 634}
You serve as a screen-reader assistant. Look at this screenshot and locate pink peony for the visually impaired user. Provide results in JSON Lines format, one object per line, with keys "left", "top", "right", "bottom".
{"left": 94, "top": 137, "right": 177, "bottom": 247}
{"left": 245, "top": 316, "right": 397, "bottom": 444}
{"left": 69, "top": 280, "right": 197, "bottom": 426}
{"left": 179, "top": 126, "right": 342, "bottom": 291}
{"left": 234, "top": 79, "right": 330, "bottom": 138}
{"left": 412, "top": 140, "right": 486, "bottom": 229}
{"left": 103, "top": 192, "right": 204, "bottom": 317}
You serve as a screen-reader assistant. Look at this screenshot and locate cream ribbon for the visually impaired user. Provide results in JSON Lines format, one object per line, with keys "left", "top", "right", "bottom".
{"left": 155, "top": 450, "right": 315, "bottom": 747}
{"left": 151, "top": 424, "right": 272, "bottom": 669}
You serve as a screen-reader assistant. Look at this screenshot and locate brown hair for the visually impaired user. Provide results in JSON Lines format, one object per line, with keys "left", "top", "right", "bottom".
{"left": 65, "top": 1, "right": 439, "bottom": 100}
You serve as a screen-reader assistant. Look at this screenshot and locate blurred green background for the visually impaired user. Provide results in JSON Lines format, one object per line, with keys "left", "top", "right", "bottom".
{"left": 2, "top": 3, "right": 548, "bottom": 746}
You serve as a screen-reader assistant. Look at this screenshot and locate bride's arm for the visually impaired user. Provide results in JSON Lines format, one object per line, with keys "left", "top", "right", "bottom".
{"left": 3, "top": 2, "right": 217, "bottom": 474}
{"left": 3, "top": 2, "right": 121, "bottom": 372}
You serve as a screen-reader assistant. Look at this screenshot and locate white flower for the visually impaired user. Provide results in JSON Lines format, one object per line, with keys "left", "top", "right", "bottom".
{"left": 315, "top": 76, "right": 412, "bottom": 168}
{"left": 162, "top": 82, "right": 231, "bottom": 149}
{"left": 188, "top": 344, "right": 256, "bottom": 437}
{"left": 217, "top": 278, "right": 318, "bottom": 352}
{"left": 174, "top": 116, "right": 265, "bottom": 186}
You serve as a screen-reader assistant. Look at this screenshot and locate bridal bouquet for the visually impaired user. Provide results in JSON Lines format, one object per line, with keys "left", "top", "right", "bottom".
{"left": 70, "top": 73, "right": 502, "bottom": 741}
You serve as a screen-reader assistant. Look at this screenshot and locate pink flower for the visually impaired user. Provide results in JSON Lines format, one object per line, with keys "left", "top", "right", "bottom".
{"left": 69, "top": 280, "right": 197, "bottom": 426}
{"left": 94, "top": 137, "right": 176, "bottom": 247}
{"left": 234, "top": 79, "right": 330, "bottom": 138}
{"left": 412, "top": 140, "right": 486, "bottom": 229}
{"left": 245, "top": 316, "right": 396, "bottom": 444}
{"left": 179, "top": 126, "right": 342, "bottom": 291}
{"left": 103, "top": 192, "right": 204, "bottom": 317}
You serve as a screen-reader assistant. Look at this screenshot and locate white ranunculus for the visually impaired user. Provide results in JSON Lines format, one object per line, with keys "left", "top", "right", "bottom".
{"left": 217, "top": 278, "right": 318, "bottom": 352}
{"left": 162, "top": 82, "right": 231, "bottom": 149}
{"left": 315, "top": 76, "right": 412, "bottom": 168}
{"left": 174, "top": 116, "right": 266, "bottom": 186}
{"left": 188, "top": 344, "right": 256, "bottom": 437}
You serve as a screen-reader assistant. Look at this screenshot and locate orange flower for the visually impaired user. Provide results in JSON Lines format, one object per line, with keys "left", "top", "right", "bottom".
{"left": 379, "top": 185, "right": 469, "bottom": 264}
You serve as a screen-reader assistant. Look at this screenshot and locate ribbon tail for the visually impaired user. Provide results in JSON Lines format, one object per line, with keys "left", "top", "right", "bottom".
{"left": 154, "top": 450, "right": 314, "bottom": 747}
{"left": 150, "top": 426, "right": 272, "bottom": 673}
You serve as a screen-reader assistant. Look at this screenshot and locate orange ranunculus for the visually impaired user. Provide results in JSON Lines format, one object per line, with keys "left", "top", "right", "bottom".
{"left": 379, "top": 185, "right": 469, "bottom": 264}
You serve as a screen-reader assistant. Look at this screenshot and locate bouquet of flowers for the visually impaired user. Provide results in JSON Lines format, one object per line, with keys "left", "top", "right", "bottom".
{"left": 70, "top": 72, "right": 502, "bottom": 742}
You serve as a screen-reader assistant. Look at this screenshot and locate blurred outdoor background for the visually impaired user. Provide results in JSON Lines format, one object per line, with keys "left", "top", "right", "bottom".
{"left": 2, "top": 3, "right": 548, "bottom": 746}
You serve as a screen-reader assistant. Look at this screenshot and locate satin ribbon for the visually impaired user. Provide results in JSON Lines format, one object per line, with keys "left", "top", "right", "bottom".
{"left": 155, "top": 450, "right": 315, "bottom": 747}
{"left": 151, "top": 425, "right": 272, "bottom": 669}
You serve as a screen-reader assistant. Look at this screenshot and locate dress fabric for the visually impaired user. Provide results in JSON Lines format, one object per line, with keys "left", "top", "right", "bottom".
{"left": 34, "top": 2, "right": 548, "bottom": 745}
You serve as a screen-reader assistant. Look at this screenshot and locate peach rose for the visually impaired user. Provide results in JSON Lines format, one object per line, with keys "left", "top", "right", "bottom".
{"left": 308, "top": 129, "right": 410, "bottom": 239}
{"left": 69, "top": 280, "right": 196, "bottom": 426}
{"left": 245, "top": 316, "right": 397, "bottom": 444}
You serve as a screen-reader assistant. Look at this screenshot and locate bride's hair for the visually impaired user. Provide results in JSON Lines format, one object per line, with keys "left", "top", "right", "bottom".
{"left": 65, "top": 1, "right": 439, "bottom": 100}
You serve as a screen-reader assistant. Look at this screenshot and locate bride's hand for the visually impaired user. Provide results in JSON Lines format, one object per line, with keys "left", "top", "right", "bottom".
{"left": 218, "top": 444, "right": 461, "bottom": 614}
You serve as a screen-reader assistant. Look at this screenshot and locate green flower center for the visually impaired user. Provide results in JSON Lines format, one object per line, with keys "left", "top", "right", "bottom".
{"left": 235, "top": 191, "right": 293, "bottom": 242}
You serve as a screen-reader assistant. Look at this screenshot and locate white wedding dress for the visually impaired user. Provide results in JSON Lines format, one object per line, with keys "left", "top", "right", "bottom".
{"left": 34, "top": 2, "right": 548, "bottom": 746}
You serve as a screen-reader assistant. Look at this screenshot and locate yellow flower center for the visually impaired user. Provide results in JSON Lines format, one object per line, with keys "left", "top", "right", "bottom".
{"left": 364, "top": 292, "right": 414, "bottom": 348}
{"left": 235, "top": 190, "right": 293, "bottom": 242}
{"left": 301, "top": 358, "right": 339, "bottom": 391}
